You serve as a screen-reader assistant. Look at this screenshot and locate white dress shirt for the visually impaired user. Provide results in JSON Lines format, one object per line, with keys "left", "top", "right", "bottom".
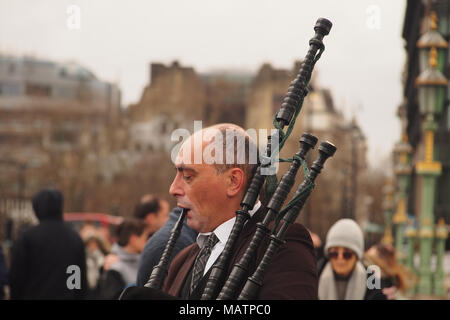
{"left": 196, "top": 201, "right": 262, "bottom": 276}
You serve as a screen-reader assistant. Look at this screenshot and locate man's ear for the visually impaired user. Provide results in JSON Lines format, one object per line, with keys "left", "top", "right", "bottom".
{"left": 226, "top": 168, "right": 245, "bottom": 197}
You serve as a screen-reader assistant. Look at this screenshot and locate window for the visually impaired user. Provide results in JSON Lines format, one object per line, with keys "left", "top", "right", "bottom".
{"left": 52, "top": 130, "right": 76, "bottom": 144}
{"left": 272, "top": 94, "right": 283, "bottom": 114}
{"left": 447, "top": 101, "right": 450, "bottom": 131}
{"left": 8, "top": 63, "right": 15, "bottom": 74}
{"left": 25, "top": 83, "right": 51, "bottom": 97}
{"left": 161, "top": 122, "right": 167, "bottom": 134}
{"left": 59, "top": 68, "right": 67, "bottom": 77}
{"left": 0, "top": 83, "right": 21, "bottom": 96}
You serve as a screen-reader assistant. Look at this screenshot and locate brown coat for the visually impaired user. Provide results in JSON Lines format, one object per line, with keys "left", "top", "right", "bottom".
{"left": 162, "top": 207, "right": 318, "bottom": 299}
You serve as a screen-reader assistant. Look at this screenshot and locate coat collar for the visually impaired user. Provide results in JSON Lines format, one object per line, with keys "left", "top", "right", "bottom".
{"left": 167, "top": 244, "right": 199, "bottom": 296}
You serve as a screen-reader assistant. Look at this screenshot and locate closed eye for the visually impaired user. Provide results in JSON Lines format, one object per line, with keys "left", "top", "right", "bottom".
{"left": 175, "top": 165, "right": 196, "bottom": 182}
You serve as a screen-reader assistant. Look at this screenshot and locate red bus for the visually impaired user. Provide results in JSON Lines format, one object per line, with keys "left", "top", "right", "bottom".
{"left": 64, "top": 212, "right": 124, "bottom": 245}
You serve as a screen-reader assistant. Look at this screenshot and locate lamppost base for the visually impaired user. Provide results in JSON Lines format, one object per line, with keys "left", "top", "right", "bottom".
{"left": 433, "top": 271, "right": 446, "bottom": 297}
{"left": 418, "top": 270, "right": 433, "bottom": 295}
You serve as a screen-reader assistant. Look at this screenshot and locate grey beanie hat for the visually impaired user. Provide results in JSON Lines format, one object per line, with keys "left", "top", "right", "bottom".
{"left": 324, "top": 219, "right": 364, "bottom": 259}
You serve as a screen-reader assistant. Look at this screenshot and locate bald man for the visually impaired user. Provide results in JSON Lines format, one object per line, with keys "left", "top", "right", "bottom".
{"left": 162, "top": 124, "right": 318, "bottom": 299}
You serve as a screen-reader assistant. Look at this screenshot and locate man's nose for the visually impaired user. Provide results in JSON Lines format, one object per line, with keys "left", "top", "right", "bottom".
{"left": 169, "top": 174, "right": 184, "bottom": 198}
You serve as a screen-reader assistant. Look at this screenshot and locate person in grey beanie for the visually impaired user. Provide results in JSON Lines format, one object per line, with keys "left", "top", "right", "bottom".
{"left": 318, "top": 219, "right": 386, "bottom": 300}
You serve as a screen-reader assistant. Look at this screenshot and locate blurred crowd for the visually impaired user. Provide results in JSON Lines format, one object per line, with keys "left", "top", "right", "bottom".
{"left": 0, "top": 188, "right": 420, "bottom": 300}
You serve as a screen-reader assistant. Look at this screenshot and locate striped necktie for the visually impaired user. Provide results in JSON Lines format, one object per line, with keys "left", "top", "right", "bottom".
{"left": 190, "top": 233, "right": 219, "bottom": 295}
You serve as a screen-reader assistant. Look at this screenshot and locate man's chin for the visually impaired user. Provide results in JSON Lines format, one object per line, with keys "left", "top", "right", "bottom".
{"left": 186, "top": 218, "right": 203, "bottom": 233}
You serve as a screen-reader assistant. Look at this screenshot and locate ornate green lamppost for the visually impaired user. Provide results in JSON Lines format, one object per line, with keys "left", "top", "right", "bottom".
{"left": 381, "top": 178, "right": 394, "bottom": 246}
{"left": 415, "top": 12, "right": 448, "bottom": 295}
{"left": 404, "top": 218, "right": 418, "bottom": 296}
{"left": 433, "top": 218, "right": 448, "bottom": 296}
{"left": 392, "top": 103, "right": 412, "bottom": 264}
{"left": 404, "top": 218, "right": 417, "bottom": 273}
{"left": 417, "top": 12, "right": 448, "bottom": 73}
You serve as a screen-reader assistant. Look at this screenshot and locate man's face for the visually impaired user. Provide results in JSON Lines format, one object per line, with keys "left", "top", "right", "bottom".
{"left": 169, "top": 132, "right": 230, "bottom": 233}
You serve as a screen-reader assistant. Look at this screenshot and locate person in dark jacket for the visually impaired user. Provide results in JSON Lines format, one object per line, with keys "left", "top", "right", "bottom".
{"left": 9, "top": 189, "right": 88, "bottom": 300}
{"left": 318, "top": 219, "right": 386, "bottom": 300}
{"left": 136, "top": 207, "right": 198, "bottom": 287}
{"left": 0, "top": 245, "right": 8, "bottom": 300}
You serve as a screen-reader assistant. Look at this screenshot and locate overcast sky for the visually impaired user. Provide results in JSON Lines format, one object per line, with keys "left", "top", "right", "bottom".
{"left": 0, "top": 0, "right": 407, "bottom": 169}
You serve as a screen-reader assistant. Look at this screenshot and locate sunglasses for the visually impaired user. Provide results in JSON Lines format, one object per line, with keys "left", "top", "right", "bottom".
{"left": 328, "top": 250, "right": 354, "bottom": 260}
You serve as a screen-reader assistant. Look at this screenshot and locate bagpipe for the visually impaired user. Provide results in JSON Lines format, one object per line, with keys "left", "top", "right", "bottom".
{"left": 120, "top": 17, "right": 335, "bottom": 300}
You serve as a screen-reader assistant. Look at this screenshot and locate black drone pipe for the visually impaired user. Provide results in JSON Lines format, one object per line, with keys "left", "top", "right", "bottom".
{"left": 237, "top": 141, "right": 337, "bottom": 300}
{"left": 144, "top": 208, "right": 188, "bottom": 289}
{"left": 216, "top": 133, "right": 318, "bottom": 300}
{"left": 200, "top": 17, "right": 332, "bottom": 300}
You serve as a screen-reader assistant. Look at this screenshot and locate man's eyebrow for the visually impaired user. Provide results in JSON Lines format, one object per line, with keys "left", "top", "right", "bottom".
{"left": 175, "top": 165, "right": 197, "bottom": 173}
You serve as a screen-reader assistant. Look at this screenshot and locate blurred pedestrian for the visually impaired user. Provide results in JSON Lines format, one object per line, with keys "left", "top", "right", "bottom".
{"left": 98, "top": 219, "right": 148, "bottom": 299}
{"left": 0, "top": 245, "right": 8, "bottom": 300}
{"left": 318, "top": 219, "right": 386, "bottom": 300}
{"left": 363, "top": 243, "right": 416, "bottom": 299}
{"left": 79, "top": 222, "right": 97, "bottom": 240}
{"left": 136, "top": 207, "right": 198, "bottom": 287}
{"left": 9, "top": 189, "right": 88, "bottom": 299}
{"left": 133, "top": 195, "right": 170, "bottom": 237}
{"left": 84, "top": 234, "right": 110, "bottom": 299}
{"left": 308, "top": 229, "right": 326, "bottom": 276}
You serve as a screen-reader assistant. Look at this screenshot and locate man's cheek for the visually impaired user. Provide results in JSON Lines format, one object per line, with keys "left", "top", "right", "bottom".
{"left": 186, "top": 217, "right": 197, "bottom": 229}
{"left": 196, "top": 184, "right": 215, "bottom": 205}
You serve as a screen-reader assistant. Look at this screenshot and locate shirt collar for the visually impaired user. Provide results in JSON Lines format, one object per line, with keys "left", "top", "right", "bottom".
{"left": 196, "top": 200, "right": 262, "bottom": 248}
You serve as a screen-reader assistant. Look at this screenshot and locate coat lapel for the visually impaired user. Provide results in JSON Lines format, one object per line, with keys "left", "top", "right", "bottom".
{"left": 167, "top": 244, "right": 199, "bottom": 297}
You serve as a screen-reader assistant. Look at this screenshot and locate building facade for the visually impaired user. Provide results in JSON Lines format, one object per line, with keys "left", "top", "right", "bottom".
{"left": 0, "top": 55, "right": 129, "bottom": 235}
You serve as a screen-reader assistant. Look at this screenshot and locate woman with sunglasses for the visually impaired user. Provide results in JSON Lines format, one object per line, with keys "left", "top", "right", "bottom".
{"left": 318, "top": 219, "right": 386, "bottom": 300}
